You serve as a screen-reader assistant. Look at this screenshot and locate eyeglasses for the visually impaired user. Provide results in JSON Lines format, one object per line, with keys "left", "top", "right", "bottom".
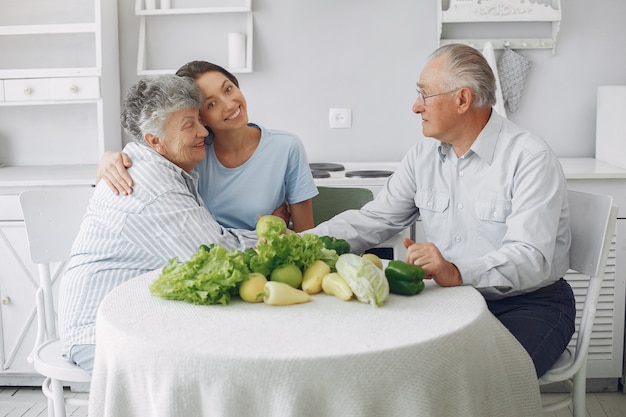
{"left": 415, "top": 88, "right": 460, "bottom": 106}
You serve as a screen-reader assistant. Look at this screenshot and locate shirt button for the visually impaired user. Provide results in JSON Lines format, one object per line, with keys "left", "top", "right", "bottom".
{"left": 459, "top": 171, "right": 464, "bottom": 177}
{"left": 455, "top": 236, "right": 462, "bottom": 242}
{"left": 427, "top": 201, "right": 433, "bottom": 207}
{"left": 493, "top": 211, "right": 498, "bottom": 218}
{"left": 457, "top": 203, "right": 463, "bottom": 209}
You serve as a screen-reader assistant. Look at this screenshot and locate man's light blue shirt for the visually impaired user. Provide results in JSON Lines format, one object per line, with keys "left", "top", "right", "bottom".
{"left": 309, "top": 111, "right": 570, "bottom": 299}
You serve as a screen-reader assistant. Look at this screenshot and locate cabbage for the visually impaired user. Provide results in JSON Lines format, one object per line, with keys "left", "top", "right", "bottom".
{"left": 335, "top": 253, "right": 389, "bottom": 307}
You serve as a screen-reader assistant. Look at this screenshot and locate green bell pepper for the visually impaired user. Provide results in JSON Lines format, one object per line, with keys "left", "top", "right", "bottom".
{"left": 385, "top": 260, "right": 426, "bottom": 295}
{"left": 319, "top": 236, "right": 351, "bottom": 256}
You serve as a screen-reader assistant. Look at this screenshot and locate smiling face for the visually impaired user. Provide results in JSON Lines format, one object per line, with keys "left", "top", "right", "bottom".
{"left": 151, "top": 108, "right": 209, "bottom": 172}
{"left": 195, "top": 71, "right": 249, "bottom": 133}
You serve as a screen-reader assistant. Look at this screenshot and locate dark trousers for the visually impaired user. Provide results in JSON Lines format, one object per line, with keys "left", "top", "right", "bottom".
{"left": 486, "top": 278, "right": 576, "bottom": 377}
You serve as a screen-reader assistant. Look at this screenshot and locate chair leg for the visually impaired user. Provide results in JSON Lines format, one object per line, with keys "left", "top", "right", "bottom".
{"left": 572, "top": 368, "right": 587, "bottom": 417}
{"left": 51, "top": 378, "right": 68, "bottom": 417}
{"left": 47, "top": 396, "right": 55, "bottom": 417}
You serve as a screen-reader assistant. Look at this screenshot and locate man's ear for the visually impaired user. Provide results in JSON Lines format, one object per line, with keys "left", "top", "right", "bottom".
{"left": 457, "top": 87, "right": 472, "bottom": 113}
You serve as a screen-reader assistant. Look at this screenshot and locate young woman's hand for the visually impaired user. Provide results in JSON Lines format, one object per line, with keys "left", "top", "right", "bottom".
{"left": 96, "top": 151, "right": 134, "bottom": 195}
{"left": 271, "top": 202, "right": 291, "bottom": 227}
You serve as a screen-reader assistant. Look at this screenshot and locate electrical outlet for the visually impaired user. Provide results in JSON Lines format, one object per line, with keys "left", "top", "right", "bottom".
{"left": 329, "top": 108, "right": 351, "bottom": 129}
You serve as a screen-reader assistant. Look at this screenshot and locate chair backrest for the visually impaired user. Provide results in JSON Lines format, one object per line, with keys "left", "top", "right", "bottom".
{"left": 312, "top": 186, "right": 374, "bottom": 226}
{"left": 566, "top": 189, "right": 618, "bottom": 376}
{"left": 19, "top": 187, "right": 94, "bottom": 263}
{"left": 19, "top": 186, "right": 94, "bottom": 339}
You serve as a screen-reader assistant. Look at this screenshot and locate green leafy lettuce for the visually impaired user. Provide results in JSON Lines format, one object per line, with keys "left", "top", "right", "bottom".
{"left": 150, "top": 244, "right": 250, "bottom": 305}
{"left": 249, "top": 233, "right": 325, "bottom": 277}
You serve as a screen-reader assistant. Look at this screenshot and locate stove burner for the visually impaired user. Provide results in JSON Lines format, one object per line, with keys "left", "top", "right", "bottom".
{"left": 309, "top": 163, "right": 345, "bottom": 172}
{"left": 345, "top": 170, "right": 394, "bottom": 179}
{"left": 311, "top": 169, "right": 331, "bottom": 179}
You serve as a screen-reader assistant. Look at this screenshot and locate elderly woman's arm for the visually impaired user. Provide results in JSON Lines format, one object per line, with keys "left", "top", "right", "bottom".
{"left": 119, "top": 186, "right": 258, "bottom": 260}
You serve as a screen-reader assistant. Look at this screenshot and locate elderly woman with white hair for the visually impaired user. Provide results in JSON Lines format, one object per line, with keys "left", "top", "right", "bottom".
{"left": 59, "top": 74, "right": 259, "bottom": 373}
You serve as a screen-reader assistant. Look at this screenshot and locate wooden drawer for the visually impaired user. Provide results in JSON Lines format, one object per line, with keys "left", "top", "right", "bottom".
{"left": 4, "top": 79, "right": 50, "bottom": 101}
{"left": 0, "top": 195, "right": 23, "bottom": 221}
{"left": 51, "top": 77, "right": 100, "bottom": 100}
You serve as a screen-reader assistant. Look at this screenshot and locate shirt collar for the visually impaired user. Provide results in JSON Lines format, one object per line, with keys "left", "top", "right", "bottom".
{"left": 467, "top": 110, "right": 502, "bottom": 165}
{"left": 437, "top": 110, "right": 503, "bottom": 165}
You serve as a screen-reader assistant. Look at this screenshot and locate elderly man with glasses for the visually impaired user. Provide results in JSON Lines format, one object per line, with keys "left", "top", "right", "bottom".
{"left": 307, "top": 43, "right": 575, "bottom": 378}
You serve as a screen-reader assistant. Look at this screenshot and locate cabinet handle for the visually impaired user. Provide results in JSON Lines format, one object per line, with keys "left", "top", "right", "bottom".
{"left": 1, "top": 296, "right": 11, "bottom": 305}
{"left": 69, "top": 85, "right": 79, "bottom": 93}
{"left": 23, "top": 87, "right": 32, "bottom": 95}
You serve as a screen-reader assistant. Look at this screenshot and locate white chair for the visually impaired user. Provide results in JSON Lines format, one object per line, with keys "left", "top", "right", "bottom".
{"left": 19, "top": 186, "right": 95, "bottom": 417}
{"left": 539, "top": 189, "right": 618, "bottom": 417}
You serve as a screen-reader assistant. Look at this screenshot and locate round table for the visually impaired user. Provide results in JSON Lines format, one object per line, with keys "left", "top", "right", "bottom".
{"left": 88, "top": 269, "right": 541, "bottom": 417}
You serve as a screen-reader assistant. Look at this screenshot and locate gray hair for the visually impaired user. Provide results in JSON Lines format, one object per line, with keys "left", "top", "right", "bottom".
{"left": 429, "top": 44, "right": 496, "bottom": 109}
{"left": 121, "top": 74, "right": 204, "bottom": 143}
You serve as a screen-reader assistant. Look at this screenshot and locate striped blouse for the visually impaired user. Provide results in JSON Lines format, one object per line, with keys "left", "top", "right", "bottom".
{"left": 58, "top": 142, "right": 258, "bottom": 358}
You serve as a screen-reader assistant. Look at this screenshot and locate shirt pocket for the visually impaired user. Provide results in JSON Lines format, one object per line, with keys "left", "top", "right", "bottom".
{"left": 474, "top": 199, "right": 512, "bottom": 223}
{"left": 414, "top": 190, "right": 450, "bottom": 223}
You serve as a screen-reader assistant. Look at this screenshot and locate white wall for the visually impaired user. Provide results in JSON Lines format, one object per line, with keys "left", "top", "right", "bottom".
{"left": 117, "top": 0, "right": 626, "bottom": 163}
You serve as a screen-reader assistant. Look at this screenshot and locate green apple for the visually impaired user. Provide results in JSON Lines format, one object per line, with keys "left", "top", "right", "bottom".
{"left": 256, "top": 215, "right": 287, "bottom": 238}
{"left": 270, "top": 264, "right": 303, "bottom": 289}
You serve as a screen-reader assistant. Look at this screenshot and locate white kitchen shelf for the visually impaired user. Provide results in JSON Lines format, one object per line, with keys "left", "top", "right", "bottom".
{"left": 0, "top": 0, "right": 120, "bottom": 164}
{"left": 0, "top": 23, "right": 96, "bottom": 36}
{"left": 135, "top": 0, "right": 253, "bottom": 75}
{"left": 437, "top": 0, "right": 562, "bottom": 54}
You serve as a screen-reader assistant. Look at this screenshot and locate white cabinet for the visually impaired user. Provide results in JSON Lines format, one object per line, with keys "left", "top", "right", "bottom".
{"left": 0, "top": 0, "right": 121, "bottom": 168}
{"left": 0, "top": 169, "right": 95, "bottom": 385}
{"left": 135, "top": 0, "right": 253, "bottom": 74}
{"left": 0, "top": 0, "right": 119, "bottom": 384}
{"left": 0, "top": 220, "right": 39, "bottom": 384}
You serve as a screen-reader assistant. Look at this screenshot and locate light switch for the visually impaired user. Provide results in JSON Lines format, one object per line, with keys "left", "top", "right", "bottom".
{"left": 329, "top": 108, "right": 351, "bottom": 129}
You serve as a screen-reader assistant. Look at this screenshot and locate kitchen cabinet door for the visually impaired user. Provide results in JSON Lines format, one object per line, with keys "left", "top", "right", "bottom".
{"left": 0, "top": 221, "right": 39, "bottom": 383}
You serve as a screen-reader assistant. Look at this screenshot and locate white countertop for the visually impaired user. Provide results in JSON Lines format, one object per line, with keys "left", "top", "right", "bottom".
{"left": 560, "top": 158, "right": 626, "bottom": 179}
{"left": 0, "top": 165, "right": 96, "bottom": 192}
{"left": 0, "top": 159, "right": 625, "bottom": 190}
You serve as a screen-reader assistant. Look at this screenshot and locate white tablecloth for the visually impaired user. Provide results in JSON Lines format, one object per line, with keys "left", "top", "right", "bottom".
{"left": 89, "top": 269, "right": 541, "bottom": 417}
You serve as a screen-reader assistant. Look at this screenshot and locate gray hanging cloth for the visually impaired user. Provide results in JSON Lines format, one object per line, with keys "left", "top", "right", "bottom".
{"left": 497, "top": 48, "right": 532, "bottom": 113}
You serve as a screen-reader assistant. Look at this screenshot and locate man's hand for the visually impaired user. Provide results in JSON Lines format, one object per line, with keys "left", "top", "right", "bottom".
{"left": 96, "top": 151, "right": 134, "bottom": 195}
{"left": 403, "top": 238, "right": 462, "bottom": 287}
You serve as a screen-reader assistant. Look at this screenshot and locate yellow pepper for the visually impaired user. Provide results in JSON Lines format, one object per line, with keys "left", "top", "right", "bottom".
{"left": 262, "top": 281, "right": 312, "bottom": 306}
{"left": 322, "top": 272, "right": 353, "bottom": 301}
{"left": 301, "top": 260, "right": 331, "bottom": 294}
